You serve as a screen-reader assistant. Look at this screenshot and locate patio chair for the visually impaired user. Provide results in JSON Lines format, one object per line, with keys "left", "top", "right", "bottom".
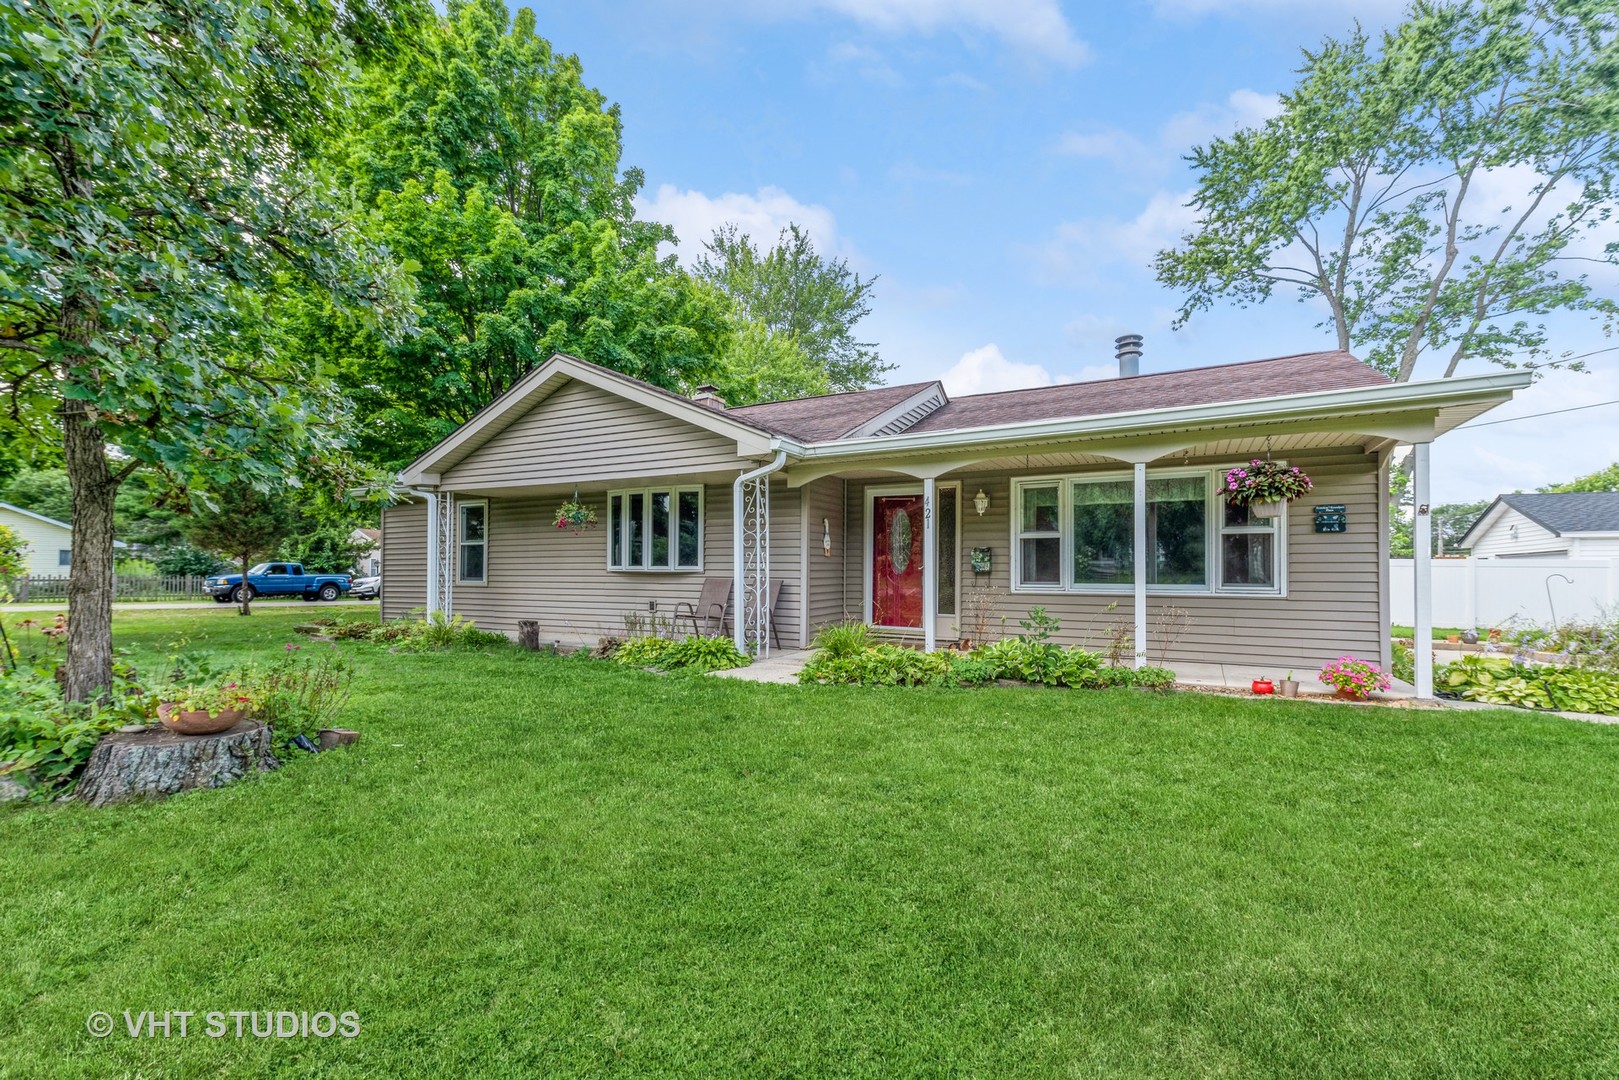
{"left": 675, "top": 578, "right": 733, "bottom": 638}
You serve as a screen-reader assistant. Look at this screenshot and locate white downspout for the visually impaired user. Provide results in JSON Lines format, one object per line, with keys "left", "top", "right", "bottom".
{"left": 733, "top": 450, "right": 789, "bottom": 655}
{"left": 402, "top": 487, "right": 439, "bottom": 616}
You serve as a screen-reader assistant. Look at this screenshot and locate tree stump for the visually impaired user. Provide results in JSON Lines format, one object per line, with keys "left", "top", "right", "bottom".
{"left": 518, "top": 620, "right": 541, "bottom": 651}
{"left": 76, "top": 720, "right": 279, "bottom": 808}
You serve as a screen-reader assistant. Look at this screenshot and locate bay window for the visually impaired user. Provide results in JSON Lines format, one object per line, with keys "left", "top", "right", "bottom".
{"left": 608, "top": 486, "right": 703, "bottom": 571}
{"left": 1013, "top": 468, "right": 1282, "bottom": 595}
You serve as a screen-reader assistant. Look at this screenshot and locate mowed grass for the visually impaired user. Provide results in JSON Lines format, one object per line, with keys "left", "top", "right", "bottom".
{"left": 2, "top": 609, "right": 1618, "bottom": 1078}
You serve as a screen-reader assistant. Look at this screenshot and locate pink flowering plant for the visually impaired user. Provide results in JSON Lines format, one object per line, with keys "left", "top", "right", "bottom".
{"left": 553, "top": 499, "right": 597, "bottom": 534}
{"left": 1224, "top": 459, "right": 1313, "bottom": 508}
{"left": 1318, "top": 656, "right": 1392, "bottom": 700}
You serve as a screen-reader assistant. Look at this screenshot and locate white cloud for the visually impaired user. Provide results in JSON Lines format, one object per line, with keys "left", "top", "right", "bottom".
{"left": 1054, "top": 89, "right": 1281, "bottom": 170}
{"left": 940, "top": 344, "right": 1066, "bottom": 395}
{"left": 1152, "top": 0, "right": 1406, "bottom": 18}
{"left": 1437, "top": 363, "right": 1619, "bottom": 503}
{"left": 1159, "top": 89, "right": 1282, "bottom": 149}
{"left": 824, "top": 41, "right": 903, "bottom": 86}
{"left": 636, "top": 184, "right": 846, "bottom": 266}
{"left": 813, "top": 0, "right": 1088, "bottom": 66}
{"left": 1033, "top": 190, "right": 1199, "bottom": 283}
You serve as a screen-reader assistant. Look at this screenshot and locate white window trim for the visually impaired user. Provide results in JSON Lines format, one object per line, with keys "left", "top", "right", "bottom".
{"left": 457, "top": 499, "right": 489, "bottom": 585}
{"left": 1009, "top": 465, "right": 1288, "bottom": 598}
{"left": 606, "top": 486, "right": 705, "bottom": 573}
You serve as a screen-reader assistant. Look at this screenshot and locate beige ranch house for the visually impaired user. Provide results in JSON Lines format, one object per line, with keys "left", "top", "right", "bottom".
{"left": 385, "top": 346, "right": 1529, "bottom": 697}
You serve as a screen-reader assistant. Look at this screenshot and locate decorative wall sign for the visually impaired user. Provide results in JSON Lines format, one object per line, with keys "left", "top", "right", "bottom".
{"left": 1313, "top": 503, "right": 1347, "bottom": 533}
{"left": 970, "top": 547, "right": 992, "bottom": 574}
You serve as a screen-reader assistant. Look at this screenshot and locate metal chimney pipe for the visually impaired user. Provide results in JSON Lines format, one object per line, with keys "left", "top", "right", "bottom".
{"left": 1114, "top": 334, "right": 1143, "bottom": 378}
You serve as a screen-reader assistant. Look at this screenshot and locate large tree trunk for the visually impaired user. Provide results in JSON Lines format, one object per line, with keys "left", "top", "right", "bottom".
{"left": 61, "top": 300, "right": 118, "bottom": 704}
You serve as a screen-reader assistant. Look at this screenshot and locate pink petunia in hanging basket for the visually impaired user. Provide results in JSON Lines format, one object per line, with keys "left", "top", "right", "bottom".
{"left": 553, "top": 501, "right": 598, "bottom": 534}
{"left": 1224, "top": 459, "right": 1313, "bottom": 508}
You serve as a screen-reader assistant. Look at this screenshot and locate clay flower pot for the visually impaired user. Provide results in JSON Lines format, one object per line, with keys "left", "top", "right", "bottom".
{"left": 1445, "top": 634, "right": 1461, "bottom": 644}
{"left": 157, "top": 703, "right": 246, "bottom": 736}
{"left": 1333, "top": 688, "right": 1370, "bottom": 702}
{"left": 1251, "top": 679, "right": 1275, "bottom": 695}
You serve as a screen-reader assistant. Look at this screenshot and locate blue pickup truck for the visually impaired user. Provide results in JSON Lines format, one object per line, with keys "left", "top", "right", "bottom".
{"left": 205, "top": 562, "right": 353, "bottom": 604}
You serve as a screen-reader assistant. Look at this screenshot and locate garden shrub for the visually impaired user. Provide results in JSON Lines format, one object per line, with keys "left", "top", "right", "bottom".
{"left": 0, "top": 670, "right": 153, "bottom": 797}
{"left": 1439, "top": 655, "right": 1619, "bottom": 715}
{"left": 612, "top": 636, "right": 750, "bottom": 673}
{"left": 239, "top": 646, "right": 356, "bottom": 751}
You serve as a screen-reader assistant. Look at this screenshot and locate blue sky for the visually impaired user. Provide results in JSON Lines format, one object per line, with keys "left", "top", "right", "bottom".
{"left": 528, "top": 0, "right": 1618, "bottom": 503}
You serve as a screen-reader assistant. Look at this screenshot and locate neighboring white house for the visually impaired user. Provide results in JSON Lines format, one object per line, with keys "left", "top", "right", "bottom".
{"left": 1459, "top": 492, "right": 1619, "bottom": 559}
{"left": 0, "top": 501, "right": 128, "bottom": 576}
{"left": 351, "top": 527, "right": 381, "bottom": 577}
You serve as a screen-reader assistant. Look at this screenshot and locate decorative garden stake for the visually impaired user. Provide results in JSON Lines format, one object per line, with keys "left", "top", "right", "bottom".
{"left": 554, "top": 488, "right": 598, "bottom": 535}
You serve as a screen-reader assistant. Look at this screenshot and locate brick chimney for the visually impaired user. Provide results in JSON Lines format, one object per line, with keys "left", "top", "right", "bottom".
{"left": 691, "top": 384, "right": 727, "bottom": 410}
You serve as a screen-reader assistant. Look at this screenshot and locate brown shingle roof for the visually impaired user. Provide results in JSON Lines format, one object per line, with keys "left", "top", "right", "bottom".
{"left": 907, "top": 350, "right": 1388, "bottom": 435}
{"left": 725, "top": 381, "right": 939, "bottom": 441}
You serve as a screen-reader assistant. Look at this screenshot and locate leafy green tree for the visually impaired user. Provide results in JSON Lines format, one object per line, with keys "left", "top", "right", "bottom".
{"left": 709, "top": 323, "right": 831, "bottom": 406}
{"left": 1543, "top": 462, "right": 1619, "bottom": 493}
{"left": 279, "top": 526, "right": 372, "bottom": 576}
{"left": 695, "top": 224, "right": 889, "bottom": 395}
{"left": 152, "top": 545, "right": 229, "bottom": 579}
{"left": 0, "top": 0, "right": 416, "bottom": 699}
{"left": 322, "top": 0, "right": 728, "bottom": 468}
{"left": 1155, "top": 0, "right": 1619, "bottom": 382}
{"left": 183, "top": 487, "right": 299, "bottom": 616}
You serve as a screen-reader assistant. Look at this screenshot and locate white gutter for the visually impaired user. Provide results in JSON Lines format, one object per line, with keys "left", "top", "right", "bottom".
{"left": 780, "top": 370, "right": 1533, "bottom": 464}
{"left": 733, "top": 451, "right": 789, "bottom": 655}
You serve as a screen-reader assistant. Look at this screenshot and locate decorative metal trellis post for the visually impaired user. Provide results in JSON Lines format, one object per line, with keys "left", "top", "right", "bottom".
{"left": 740, "top": 474, "right": 770, "bottom": 656}
{"left": 433, "top": 491, "right": 456, "bottom": 618}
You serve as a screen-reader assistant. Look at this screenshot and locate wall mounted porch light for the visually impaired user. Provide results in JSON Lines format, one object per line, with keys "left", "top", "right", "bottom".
{"left": 973, "top": 489, "right": 990, "bottom": 516}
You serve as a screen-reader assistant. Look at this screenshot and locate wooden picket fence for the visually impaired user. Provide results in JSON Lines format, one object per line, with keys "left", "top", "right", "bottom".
{"left": 4, "top": 574, "right": 210, "bottom": 603}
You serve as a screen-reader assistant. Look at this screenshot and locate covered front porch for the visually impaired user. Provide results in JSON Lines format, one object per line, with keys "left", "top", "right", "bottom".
{"left": 731, "top": 375, "right": 1525, "bottom": 698}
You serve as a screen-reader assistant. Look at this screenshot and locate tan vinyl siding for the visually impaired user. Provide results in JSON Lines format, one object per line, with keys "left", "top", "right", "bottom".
{"left": 803, "top": 478, "right": 849, "bottom": 637}
{"left": 407, "top": 481, "right": 803, "bottom": 647}
{"left": 442, "top": 379, "right": 743, "bottom": 488}
{"left": 840, "top": 448, "right": 1384, "bottom": 669}
{"left": 380, "top": 501, "right": 427, "bottom": 620}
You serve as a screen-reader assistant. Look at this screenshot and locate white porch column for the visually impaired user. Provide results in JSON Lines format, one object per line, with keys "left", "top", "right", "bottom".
{"left": 1412, "top": 441, "right": 1434, "bottom": 698}
{"left": 733, "top": 479, "right": 746, "bottom": 655}
{"left": 922, "top": 476, "right": 937, "bottom": 652}
{"left": 1133, "top": 462, "right": 1148, "bottom": 668}
{"left": 425, "top": 491, "right": 440, "bottom": 616}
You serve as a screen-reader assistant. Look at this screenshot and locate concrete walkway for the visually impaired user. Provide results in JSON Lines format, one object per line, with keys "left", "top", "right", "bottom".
{"left": 709, "top": 649, "right": 811, "bottom": 685}
{"left": 1170, "top": 662, "right": 1416, "bottom": 699}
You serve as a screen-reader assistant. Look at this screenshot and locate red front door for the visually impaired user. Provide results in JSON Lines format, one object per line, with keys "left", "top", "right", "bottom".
{"left": 872, "top": 494, "right": 924, "bottom": 628}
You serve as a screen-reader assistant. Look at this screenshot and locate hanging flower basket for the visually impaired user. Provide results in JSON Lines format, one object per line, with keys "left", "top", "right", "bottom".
{"left": 554, "top": 500, "right": 598, "bottom": 535}
{"left": 1224, "top": 459, "right": 1312, "bottom": 513}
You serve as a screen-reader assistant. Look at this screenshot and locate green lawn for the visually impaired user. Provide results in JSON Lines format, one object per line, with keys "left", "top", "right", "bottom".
{"left": 3, "top": 609, "right": 1618, "bottom": 1078}
{"left": 1392, "top": 624, "right": 1473, "bottom": 641}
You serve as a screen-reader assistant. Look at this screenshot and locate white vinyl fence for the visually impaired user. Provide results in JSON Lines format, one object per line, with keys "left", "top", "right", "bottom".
{"left": 1390, "top": 557, "right": 1619, "bottom": 628}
